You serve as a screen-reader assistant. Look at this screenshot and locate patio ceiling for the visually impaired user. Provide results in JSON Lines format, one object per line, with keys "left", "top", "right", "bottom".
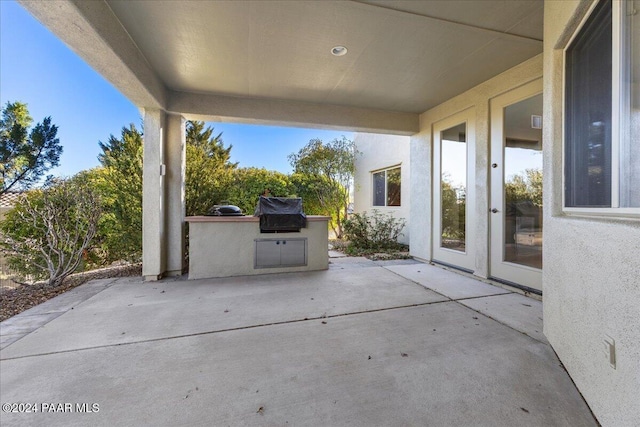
{"left": 20, "top": 0, "right": 543, "bottom": 133}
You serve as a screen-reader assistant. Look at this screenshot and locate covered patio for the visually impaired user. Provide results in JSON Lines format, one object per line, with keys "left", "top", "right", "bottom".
{"left": 1, "top": 258, "right": 595, "bottom": 426}
{"left": 7, "top": 1, "right": 639, "bottom": 425}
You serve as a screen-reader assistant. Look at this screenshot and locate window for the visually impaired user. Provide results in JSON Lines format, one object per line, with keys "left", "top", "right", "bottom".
{"left": 564, "top": 0, "right": 639, "bottom": 213}
{"left": 373, "top": 166, "right": 401, "bottom": 206}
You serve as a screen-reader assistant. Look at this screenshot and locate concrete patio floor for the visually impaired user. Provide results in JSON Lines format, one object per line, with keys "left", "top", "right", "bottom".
{"left": 0, "top": 258, "right": 597, "bottom": 426}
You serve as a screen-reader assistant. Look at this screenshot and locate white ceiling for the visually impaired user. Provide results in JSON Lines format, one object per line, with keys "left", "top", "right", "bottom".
{"left": 105, "top": 0, "right": 543, "bottom": 114}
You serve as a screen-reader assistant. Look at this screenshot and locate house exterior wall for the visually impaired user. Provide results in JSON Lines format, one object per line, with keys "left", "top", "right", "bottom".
{"left": 354, "top": 133, "right": 410, "bottom": 245}
{"left": 542, "top": 1, "right": 640, "bottom": 426}
{"left": 409, "top": 54, "right": 543, "bottom": 276}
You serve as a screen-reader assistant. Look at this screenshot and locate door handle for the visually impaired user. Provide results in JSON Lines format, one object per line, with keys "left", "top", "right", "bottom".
{"left": 491, "top": 208, "right": 499, "bottom": 213}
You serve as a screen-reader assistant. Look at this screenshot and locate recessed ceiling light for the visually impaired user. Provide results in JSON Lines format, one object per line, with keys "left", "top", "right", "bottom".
{"left": 331, "top": 46, "right": 348, "bottom": 56}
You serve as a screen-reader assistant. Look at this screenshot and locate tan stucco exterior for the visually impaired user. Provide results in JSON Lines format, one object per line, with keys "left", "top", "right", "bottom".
{"left": 409, "top": 54, "right": 544, "bottom": 278}
{"left": 353, "top": 133, "right": 411, "bottom": 245}
{"left": 542, "top": 2, "right": 640, "bottom": 425}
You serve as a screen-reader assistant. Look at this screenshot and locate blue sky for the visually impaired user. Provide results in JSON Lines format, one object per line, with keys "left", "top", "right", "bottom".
{"left": 0, "top": 1, "right": 352, "bottom": 177}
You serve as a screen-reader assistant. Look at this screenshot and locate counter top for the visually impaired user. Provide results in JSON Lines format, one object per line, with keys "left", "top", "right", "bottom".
{"left": 186, "top": 215, "right": 330, "bottom": 223}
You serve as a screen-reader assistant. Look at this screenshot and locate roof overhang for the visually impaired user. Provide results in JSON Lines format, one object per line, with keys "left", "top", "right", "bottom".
{"left": 18, "top": 0, "right": 543, "bottom": 135}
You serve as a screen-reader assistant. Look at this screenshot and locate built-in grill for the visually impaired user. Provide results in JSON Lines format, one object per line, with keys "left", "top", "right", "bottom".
{"left": 206, "top": 204, "right": 244, "bottom": 216}
{"left": 255, "top": 197, "right": 306, "bottom": 232}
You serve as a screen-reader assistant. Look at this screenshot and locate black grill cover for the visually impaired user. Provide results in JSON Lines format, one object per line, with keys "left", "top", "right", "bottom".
{"left": 256, "top": 197, "right": 306, "bottom": 231}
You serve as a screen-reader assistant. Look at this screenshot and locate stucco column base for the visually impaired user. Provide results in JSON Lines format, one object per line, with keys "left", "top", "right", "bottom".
{"left": 165, "top": 114, "right": 186, "bottom": 275}
{"left": 142, "top": 109, "right": 166, "bottom": 278}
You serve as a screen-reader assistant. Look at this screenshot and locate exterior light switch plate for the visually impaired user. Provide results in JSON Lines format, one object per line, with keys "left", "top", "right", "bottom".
{"left": 603, "top": 335, "right": 616, "bottom": 369}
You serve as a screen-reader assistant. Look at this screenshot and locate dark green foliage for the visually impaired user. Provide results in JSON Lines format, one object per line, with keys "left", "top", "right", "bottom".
{"left": 343, "top": 210, "right": 406, "bottom": 251}
{"left": 288, "top": 137, "right": 357, "bottom": 238}
{"left": 0, "top": 101, "right": 62, "bottom": 195}
{"left": 93, "top": 121, "right": 238, "bottom": 260}
{"left": 96, "top": 124, "right": 144, "bottom": 262}
{"left": 0, "top": 176, "right": 102, "bottom": 287}
{"left": 505, "top": 168, "right": 542, "bottom": 207}
{"left": 226, "top": 168, "right": 295, "bottom": 214}
{"left": 185, "top": 121, "right": 237, "bottom": 216}
{"left": 289, "top": 172, "right": 333, "bottom": 215}
{"left": 440, "top": 179, "right": 466, "bottom": 242}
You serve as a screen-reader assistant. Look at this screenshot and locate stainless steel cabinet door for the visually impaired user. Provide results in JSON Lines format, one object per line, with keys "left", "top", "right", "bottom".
{"left": 255, "top": 238, "right": 307, "bottom": 268}
{"left": 279, "top": 239, "right": 306, "bottom": 266}
{"left": 255, "top": 240, "right": 282, "bottom": 267}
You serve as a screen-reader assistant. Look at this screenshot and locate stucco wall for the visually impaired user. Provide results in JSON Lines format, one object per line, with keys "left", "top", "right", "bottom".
{"left": 187, "top": 216, "right": 329, "bottom": 279}
{"left": 542, "top": 1, "right": 640, "bottom": 426}
{"left": 409, "top": 54, "right": 543, "bottom": 276}
{"left": 354, "top": 133, "right": 410, "bottom": 245}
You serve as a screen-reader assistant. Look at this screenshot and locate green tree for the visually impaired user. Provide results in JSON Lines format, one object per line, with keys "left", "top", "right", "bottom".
{"left": 289, "top": 172, "right": 332, "bottom": 215}
{"left": 227, "top": 168, "right": 295, "bottom": 214}
{"left": 440, "top": 177, "right": 466, "bottom": 247}
{"left": 97, "top": 124, "right": 144, "bottom": 262}
{"left": 0, "top": 176, "right": 102, "bottom": 287}
{"left": 185, "top": 121, "right": 237, "bottom": 216}
{"left": 505, "top": 168, "right": 543, "bottom": 207}
{"left": 88, "top": 121, "right": 239, "bottom": 261}
{"left": 0, "top": 101, "right": 63, "bottom": 195}
{"left": 288, "top": 137, "right": 357, "bottom": 238}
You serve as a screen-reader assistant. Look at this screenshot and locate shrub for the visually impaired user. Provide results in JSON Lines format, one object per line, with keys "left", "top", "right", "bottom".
{"left": 343, "top": 210, "right": 406, "bottom": 251}
{"left": 0, "top": 177, "right": 102, "bottom": 287}
{"left": 226, "top": 168, "right": 295, "bottom": 214}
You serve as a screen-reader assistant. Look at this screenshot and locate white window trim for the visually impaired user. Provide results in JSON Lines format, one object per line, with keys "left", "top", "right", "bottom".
{"left": 561, "top": 0, "right": 639, "bottom": 217}
{"left": 371, "top": 164, "right": 402, "bottom": 207}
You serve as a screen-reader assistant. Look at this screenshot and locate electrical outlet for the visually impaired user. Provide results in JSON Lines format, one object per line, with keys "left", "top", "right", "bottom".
{"left": 603, "top": 335, "right": 616, "bottom": 369}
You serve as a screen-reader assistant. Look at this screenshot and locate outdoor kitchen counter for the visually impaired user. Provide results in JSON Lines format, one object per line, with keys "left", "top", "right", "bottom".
{"left": 185, "top": 215, "right": 330, "bottom": 279}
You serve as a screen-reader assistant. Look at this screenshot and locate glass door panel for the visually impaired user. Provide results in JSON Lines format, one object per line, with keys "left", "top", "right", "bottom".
{"left": 432, "top": 108, "right": 476, "bottom": 272}
{"left": 503, "top": 95, "right": 543, "bottom": 269}
{"left": 490, "top": 80, "right": 543, "bottom": 291}
{"left": 440, "top": 123, "right": 467, "bottom": 252}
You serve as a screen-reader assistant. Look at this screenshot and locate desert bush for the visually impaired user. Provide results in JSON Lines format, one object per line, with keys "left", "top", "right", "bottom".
{"left": 0, "top": 176, "right": 102, "bottom": 287}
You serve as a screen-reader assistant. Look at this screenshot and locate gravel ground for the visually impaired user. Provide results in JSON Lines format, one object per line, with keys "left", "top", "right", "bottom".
{"left": 0, "top": 264, "right": 141, "bottom": 322}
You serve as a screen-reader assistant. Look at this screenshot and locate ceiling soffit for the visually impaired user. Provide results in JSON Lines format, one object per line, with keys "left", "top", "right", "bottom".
{"left": 106, "top": 0, "right": 543, "bottom": 114}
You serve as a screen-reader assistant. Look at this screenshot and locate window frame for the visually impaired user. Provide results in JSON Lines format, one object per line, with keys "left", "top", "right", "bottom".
{"left": 371, "top": 165, "right": 402, "bottom": 207}
{"left": 562, "top": 0, "right": 639, "bottom": 217}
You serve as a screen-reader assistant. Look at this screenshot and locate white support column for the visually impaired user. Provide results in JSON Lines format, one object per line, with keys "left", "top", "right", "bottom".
{"left": 165, "top": 114, "right": 186, "bottom": 276}
{"left": 142, "top": 109, "right": 167, "bottom": 280}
